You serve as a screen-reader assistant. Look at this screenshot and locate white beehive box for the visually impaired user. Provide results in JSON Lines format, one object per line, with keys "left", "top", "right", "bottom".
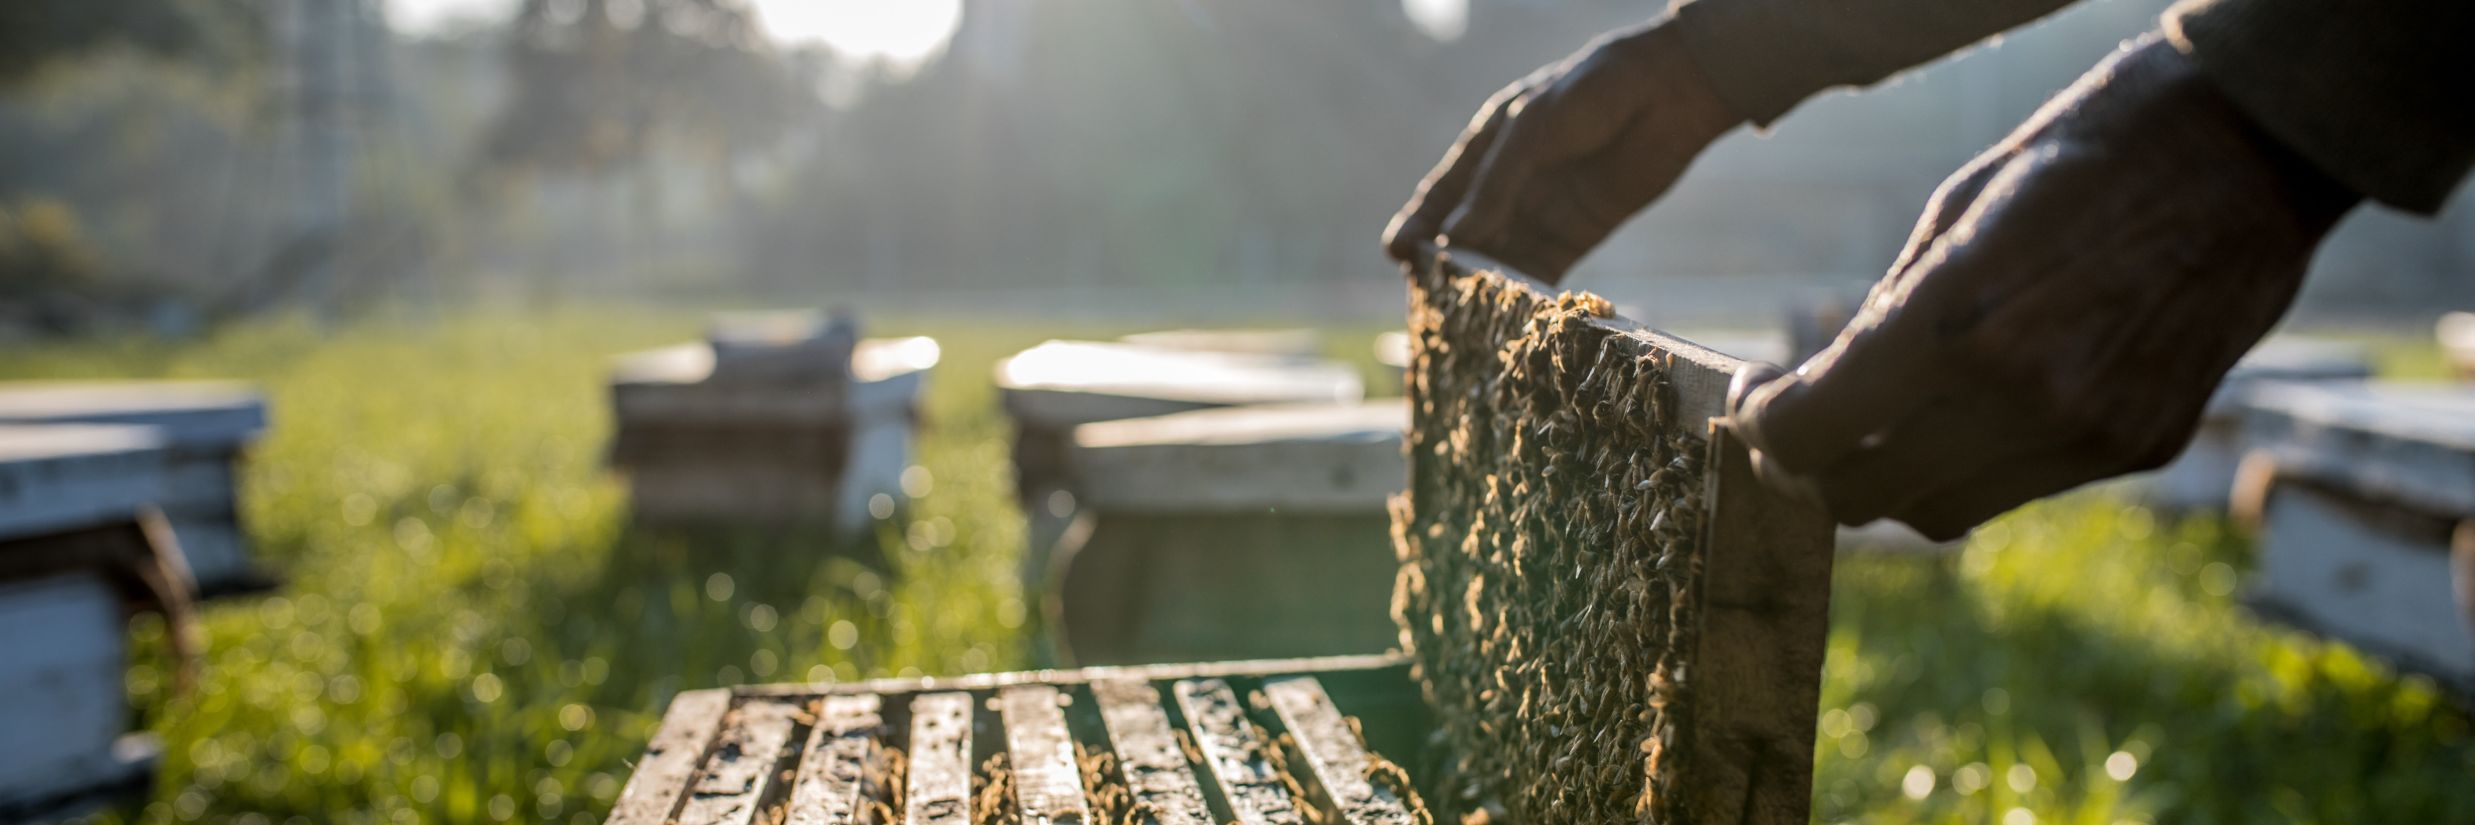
{"left": 609, "top": 326, "right": 938, "bottom": 532}
{"left": 0, "top": 382, "right": 265, "bottom": 594}
{"left": 2238, "top": 382, "right": 2475, "bottom": 692}
{"left": 0, "top": 424, "right": 171, "bottom": 820}
{"left": 1050, "top": 400, "right": 1406, "bottom": 665}
{"left": 1117, "top": 327, "right": 1326, "bottom": 360}
{"left": 2144, "top": 336, "right": 2372, "bottom": 511}
{"left": 995, "top": 340, "right": 1366, "bottom": 586}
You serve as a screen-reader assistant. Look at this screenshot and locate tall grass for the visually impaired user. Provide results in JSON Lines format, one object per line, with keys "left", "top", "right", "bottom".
{"left": 4, "top": 311, "right": 2464, "bottom": 824}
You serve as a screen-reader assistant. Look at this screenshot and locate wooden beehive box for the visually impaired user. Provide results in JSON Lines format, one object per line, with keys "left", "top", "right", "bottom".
{"left": 0, "top": 424, "right": 178, "bottom": 821}
{"left": 2141, "top": 337, "right": 2371, "bottom": 511}
{"left": 0, "top": 381, "right": 268, "bottom": 595}
{"left": 2236, "top": 381, "right": 2475, "bottom": 693}
{"left": 1116, "top": 328, "right": 1327, "bottom": 361}
{"left": 610, "top": 321, "right": 939, "bottom": 532}
{"left": 615, "top": 253, "right": 1836, "bottom": 823}
{"left": 995, "top": 341, "right": 1364, "bottom": 580}
{"left": 1052, "top": 400, "right": 1407, "bottom": 665}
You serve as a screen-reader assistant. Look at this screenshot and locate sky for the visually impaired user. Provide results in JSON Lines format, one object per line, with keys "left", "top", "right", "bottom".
{"left": 386, "top": 0, "right": 1468, "bottom": 56}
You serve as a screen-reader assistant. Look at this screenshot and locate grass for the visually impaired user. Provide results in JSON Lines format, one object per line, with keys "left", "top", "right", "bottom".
{"left": 5, "top": 309, "right": 2466, "bottom": 824}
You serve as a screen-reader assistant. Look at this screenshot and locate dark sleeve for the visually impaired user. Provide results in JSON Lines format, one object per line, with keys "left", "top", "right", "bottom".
{"left": 1666, "top": 0, "right": 2078, "bottom": 127}
{"left": 2166, "top": 0, "right": 2475, "bottom": 214}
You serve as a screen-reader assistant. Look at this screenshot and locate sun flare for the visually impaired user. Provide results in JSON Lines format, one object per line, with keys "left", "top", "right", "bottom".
{"left": 750, "top": 0, "right": 964, "bottom": 65}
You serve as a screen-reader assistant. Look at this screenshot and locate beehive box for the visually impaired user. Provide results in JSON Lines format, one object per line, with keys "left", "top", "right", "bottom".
{"left": 617, "top": 254, "right": 1837, "bottom": 823}
{"left": 996, "top": 341, "right": 1364, "bottom": 582}
{"left": 1116, "top": 329, "right": 1327, "bottom": 361}
{"left": 0, "top": 425, "right": 178, "bottom": 821}
{"left": 0, "top": 381, "right": 268, "bottom": 595}
{"left": 2236, "top": 382, "right": 2475, "bottom": 692}
{"left": 1051, "top": 401, "right": 1407, "bottom": 665}
{"left": 610, "top": 322, "right": 939, "bottom": 532}
{"left": 2141, "top": 337, "right": 2371, "bottom": 511}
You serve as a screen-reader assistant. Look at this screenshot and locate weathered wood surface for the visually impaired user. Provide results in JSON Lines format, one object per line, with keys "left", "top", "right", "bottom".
{"left": 2242, "top": 382, "right": 2475, "bottom": 516}
{"left": 737, "top": 653, "right": 1412, "bottom": 699}
{"left": 1068, "top": 400, "right": 1406, "bottom": 513}
{"left": 1174, "top": 678, "right": 1306, "bottom": 825}
{"left": 1091, "top": 679, "right": 1214, "bottom": 825}
{"left": 0, "top": 384, "right": 268, "bottom": 593}
{"left": 1687, "top": 428, "right": 1838, "bottom": 824}
{"left": 0, "top": 424, "right": 169, "bottom": 540}
{"left": 610, "top": 335, "right": 934, "bottom": 531}
{"left": 608, "top": 689, "right": 733, "bottom": 825}
{"left": 676, "top": 699, "right": 804, "bottom": 825}
{"left": 904, "top": 693, "right": 973, "bottom": 825}
{"left": 1055, "top": 512, "right": 1398, "bottom": 666}
{"left": 2248, "top": 478, "right": 2475, "bottom": 691}
{"left": 1430, "top": 250, "right": 1745, "bottom": 424}
{"left": 787, "top": 694, "right": 884, "bottom": 825}
{"left": 996, "top": 340, "right": 1364, "bottom": 430}
{"left": 1261, "top": 677, "right": 1417, "bottom": 825}
{"left": 2143, "top": 336, "right": 2373, "bottom": 511}
{"left": 611, "top": 337, "right": 937, "bottom": 427}
{"left": 998, "top": 686, "right": 1092, "bottom": 825}
{"left": 0, "top": 381, "right": 265, "bottom": 449}
{"left": 0, "top": 573, "right": 133, "bottom": 813}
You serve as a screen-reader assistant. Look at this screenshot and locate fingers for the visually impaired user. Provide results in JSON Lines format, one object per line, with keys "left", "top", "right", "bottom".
{"left": 1729, "top": 303, "right": 1945, "bottom": 477}
{"left": 1384, "top": 84, "right": 1528, "bottom": 263}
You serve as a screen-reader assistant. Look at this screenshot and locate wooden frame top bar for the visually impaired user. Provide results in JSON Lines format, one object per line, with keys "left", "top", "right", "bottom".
{"left": 1422, "top": 247, "right": 1753, "bottom": 426}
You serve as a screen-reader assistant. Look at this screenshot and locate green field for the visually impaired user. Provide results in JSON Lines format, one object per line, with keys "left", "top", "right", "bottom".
{"left": 10, "top": 311, "right": 2469, "bottom": 824}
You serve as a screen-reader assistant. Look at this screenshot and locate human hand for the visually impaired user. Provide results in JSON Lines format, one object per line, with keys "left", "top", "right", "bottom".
{"left": 1726, "top": 35, "right": 2361, "bottom": 541}
{"left": 1382, "top": 23, "right": 1741, "bottom": 284}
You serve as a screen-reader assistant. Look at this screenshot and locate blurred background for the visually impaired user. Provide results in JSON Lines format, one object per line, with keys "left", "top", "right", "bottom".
{"left": 7, "top": 0, "right": 2470, "bottom": 333}
{"left": 4, "top": 0, "right": 2471, "bottom": 823}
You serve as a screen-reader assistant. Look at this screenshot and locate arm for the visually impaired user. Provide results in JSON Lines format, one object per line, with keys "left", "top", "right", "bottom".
{"left": 2166, "top": 0, "right": 2474, "bottom": 213}
{"left": 1671, "top": 0, "right": 2077, "bottom": 127}
{"left": 1385, "top": 0, "right": 2079, "bottom": 282}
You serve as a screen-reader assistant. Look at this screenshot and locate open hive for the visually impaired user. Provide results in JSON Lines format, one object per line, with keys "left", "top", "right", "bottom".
{"left": 613, "top": 254, "right": 1835, "bottom": 824}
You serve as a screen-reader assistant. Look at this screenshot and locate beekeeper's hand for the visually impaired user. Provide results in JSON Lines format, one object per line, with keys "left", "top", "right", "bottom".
{"left": 1725, "top": 35, "right": 2360, "bottom": 541}
{"left": 1382, "top": 22, "right": 1740, "bottom": 284}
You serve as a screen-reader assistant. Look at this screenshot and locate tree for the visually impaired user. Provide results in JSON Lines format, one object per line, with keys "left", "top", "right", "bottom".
{"left": 476, "top": 0, "right": 805, "bottom": 178}
{"left": 0, "top": 0, "right": 259, "bottom": 86}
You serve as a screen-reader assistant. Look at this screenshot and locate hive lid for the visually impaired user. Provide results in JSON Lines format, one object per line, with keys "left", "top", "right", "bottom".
{"left": 1069, "top": 400, "right": 1406, "bottom": 512}
{"left": 612, "top": 336, "right": 938, "bottom": 387}
{"left": 1118, "top": 328, "right": 1326, "bottom": 360}
{"left": 996, "top": 340, "right": 1364, "bottom": 428}
{"left": 2243, "top": 381, "right": 2475, "bottom": 515}
{"left": 0, "top": 381, "right": 265, "bottom": 449}
{"left": 0, "top": 424, "right": 170, "bottom": 539}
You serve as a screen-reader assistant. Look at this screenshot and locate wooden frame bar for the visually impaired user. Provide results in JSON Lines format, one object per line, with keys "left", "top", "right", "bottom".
{"left": 1173, "top": 679, "right": 1306, "bottom": 825}
{"left": 1092, "top": 678, "right": 1215, "bottom": 825}
{"left": 904, "top": 693, "right": 975, "bottom": 825}
{"left": 786, "top": 694, "right": 884, "bottom": 825}
{"left": 998, "top": 686, "right": 1093, "bottom": 825}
